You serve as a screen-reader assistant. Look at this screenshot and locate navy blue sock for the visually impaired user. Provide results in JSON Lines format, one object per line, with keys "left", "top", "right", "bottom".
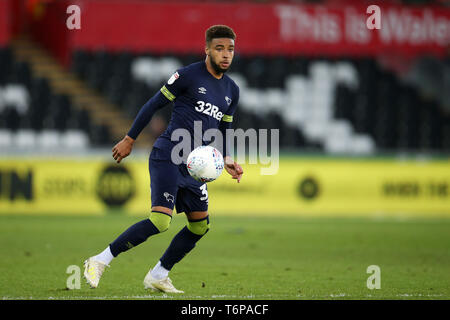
{"left": 160, "top": 226, "right": 204, "bottom": 270}
{"left": 109, "top": 219, "right": 160, "bottom": 257}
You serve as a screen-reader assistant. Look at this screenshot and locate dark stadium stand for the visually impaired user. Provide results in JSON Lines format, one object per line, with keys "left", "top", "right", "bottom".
{"left": 0, "top": 46, "right": 113, "bottom": 149}
{"left": 70, "top": 50, "right": 318, "bottom": 151}
{"left": 70, "top": 50, "right": 449, "bottom": 153}
{"left": 1, "top": 43, "right": 448, "bottom": 153}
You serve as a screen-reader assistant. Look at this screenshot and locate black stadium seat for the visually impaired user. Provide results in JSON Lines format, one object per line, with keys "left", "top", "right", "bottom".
{"left": 0, "top": 47, "right": 13, "bottom": 85}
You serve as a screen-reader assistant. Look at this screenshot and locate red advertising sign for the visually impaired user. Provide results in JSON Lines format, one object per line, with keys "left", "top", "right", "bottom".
{"left": 30, "top": 1, "right": 450, "bottom": 64}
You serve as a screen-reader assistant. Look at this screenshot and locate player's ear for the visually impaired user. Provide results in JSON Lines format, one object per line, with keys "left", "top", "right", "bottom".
{"left": 205, "top": 45, "right": 209, "bottom": 56}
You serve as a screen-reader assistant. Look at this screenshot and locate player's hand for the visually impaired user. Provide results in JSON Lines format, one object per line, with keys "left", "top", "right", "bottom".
{"left": 112, "top": 135, "right": 135, "bottom": 164}
{"left": 224, "top": 156, "right": 243, "bottom": 183}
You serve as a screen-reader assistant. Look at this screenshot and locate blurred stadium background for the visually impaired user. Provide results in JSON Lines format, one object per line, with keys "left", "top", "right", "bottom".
{"left": 0, "top": 0, "right": 448, "bottom": 217}
{"left": 0, "top": 0, "right": 450, "bottom": 300}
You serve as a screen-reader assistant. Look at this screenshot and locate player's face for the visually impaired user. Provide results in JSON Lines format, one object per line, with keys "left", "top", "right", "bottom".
{"left": 206, "top": 38, "right": 235, "bottom": 74}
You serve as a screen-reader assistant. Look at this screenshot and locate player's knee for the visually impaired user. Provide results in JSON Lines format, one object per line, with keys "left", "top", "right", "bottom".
{"left": 187, "top": 216, "right": 210, "bottom": 236}
{"left": 149, "top": 211, "right": 172, "bottom": 233}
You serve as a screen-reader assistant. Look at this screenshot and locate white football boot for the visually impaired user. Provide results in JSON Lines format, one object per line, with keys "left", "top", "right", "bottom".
{"left": 83, "top": 257, "right": 109, "bottom": 288}
{"left": 143, "top": 269, "right": 184, "bottom": 293}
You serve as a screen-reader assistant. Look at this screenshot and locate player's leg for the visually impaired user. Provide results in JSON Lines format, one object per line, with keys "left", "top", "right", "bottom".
{"left": 89, "top": 208, "right": 172, "bottom": 264}
{"left": 144, "top": 210, "right": 209, "bottom": 294}
{"left": 160, "top": 210, "right": 210, "bottom": 270}
{"left": 144, "top": 181, "right": 209, "bottom": 293}
{"left": 83, "top": 208, "right": 172, "bottom": 288}
{"left": 108, "top": 209, "right": 172, "bottom": 257}
{"left": 83, "top": 149, "right": 178, "bottom": 288}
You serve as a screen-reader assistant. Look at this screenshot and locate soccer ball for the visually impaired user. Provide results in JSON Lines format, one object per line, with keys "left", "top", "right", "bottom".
{"left": 186, "top": 146, "right": 224, "bottom": 183}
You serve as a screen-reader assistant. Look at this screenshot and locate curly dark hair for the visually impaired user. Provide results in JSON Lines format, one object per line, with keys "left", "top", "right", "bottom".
{"left": 205, "top": 25, "right": 236, "bottom": 44}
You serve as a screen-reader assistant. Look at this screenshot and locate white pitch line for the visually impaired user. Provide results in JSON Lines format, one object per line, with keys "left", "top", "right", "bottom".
{"left": 2, "top": 293, "right": 447, "bottom": 300}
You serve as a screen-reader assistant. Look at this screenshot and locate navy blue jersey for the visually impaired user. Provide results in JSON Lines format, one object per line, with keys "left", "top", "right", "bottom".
{"left": 127, "top": 61, "right": 239, "bottom": 160}
{"left": 156, "top": 61, "right": 239, "bottom": 152}
{"left": 126, "top": 61, "right": 239, "bottom": 213}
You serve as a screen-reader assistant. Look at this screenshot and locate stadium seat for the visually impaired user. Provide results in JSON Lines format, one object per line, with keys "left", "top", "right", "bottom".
{"left": 36, "top": 130, "right": 61, "bottom": 149}
{"left": 2, "top": 84, "right": 30, "bottom": 115}
{"left": 0, "top": 129, "right": 13, "bottom": 148}
{"left": 14, "top": 129, "right": 36, "bottom": 149}
{"left": 264, "top": 88, "right": 285, "bottom": 113}
{"left": 226, "top": 72, "right": 248, "bottom": 89}
{"left": 333, "top": 62, "right": 359, "bottom": 89}
{"left": 60, "top": 130, "right": 90, "bottom": 149}
{"left": 71, "top": 50, "right": 91, "bottom": 80}
{"left": 29, "top": 78, "right": 51, "bottom": 115}
{"left": 131, "top": 57, "right": 182, "bottom": 87}
{"left": 324, "top": 134, "right": 351, "bottom": 154}
{"left": 350, "top": 134, "right": 376, "bottom": 155}
{"left": 89, "top": 124, "right": 112, "bottom": 146}
{"left": 0, "top": 47, "right": 13, "bottom": 85}
{"left": 2, "top": 106, "right": 21, "bottom": 131}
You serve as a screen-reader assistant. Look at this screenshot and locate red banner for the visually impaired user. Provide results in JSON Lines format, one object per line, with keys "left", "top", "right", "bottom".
{"left": 30, "top": 0, "right": 450, "bottom": 64}
{"left": 0, "top": 0, "right": 12, "bottom": 46}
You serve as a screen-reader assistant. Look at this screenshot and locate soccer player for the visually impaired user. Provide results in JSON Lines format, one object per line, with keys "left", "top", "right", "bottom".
{"left": 83, "top": 25, "right": 243, "bottom": 293}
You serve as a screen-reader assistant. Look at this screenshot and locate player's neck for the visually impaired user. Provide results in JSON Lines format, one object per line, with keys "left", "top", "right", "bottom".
{"left": 205, "top": 58, "right": 223, "bottom": 80}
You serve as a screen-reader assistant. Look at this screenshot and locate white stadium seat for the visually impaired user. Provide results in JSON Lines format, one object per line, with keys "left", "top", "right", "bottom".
{"left": 264, "top": 88, "right": 285, "bottom": 113}
{"left": 60, "top": 130, "right": 90, "bottom": 149}
{"left": 350, "top": 134, "right": 375, "bottom": 154}
{"left": 334, "top": 62, "right": 359, "bottom": 89}
{"left": 0, "top": 129, "right": 13, "bottom": 149}
{"left": 240, "top": 88, "right": 263, "bottom": 112}
{"left": 324, "top": 134, "right": 352, "bottom": 154}
{"left": 36, "top": 130, "right": 61, "bottom": 149}
{"left": 302, "top": 121, "right": 329, "bottom": 142}
{"left": 2, "top": 84, "right": 30, "bottom": 115}
{"left": 326, "top": 120, "right": 353, "bottom": 138}
{"left": 131, "top": 57, "right": 182, "bottom": 87}
{"left": 227, "top": 73, "right": 248, "bottom": 89}
{"left": 131, "top": 57, "right": 159, "bottom": 86}
{"left": 158, "top": 58, "right": 182, "bottom": 80}
{"left": 14, "top": 129, "right": 36, "bottom": 149}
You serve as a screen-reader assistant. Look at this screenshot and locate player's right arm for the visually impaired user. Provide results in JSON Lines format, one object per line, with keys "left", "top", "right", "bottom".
{"left": 112, "top": 91, "right": 167, "bottom": 163}
{"left": 112, "top": 69, "right": 190, "bottom": 163}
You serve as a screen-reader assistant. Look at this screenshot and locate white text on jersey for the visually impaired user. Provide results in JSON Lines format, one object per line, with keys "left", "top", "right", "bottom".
{"left": 195, "top": 101, "right": 224, "bottom": 121}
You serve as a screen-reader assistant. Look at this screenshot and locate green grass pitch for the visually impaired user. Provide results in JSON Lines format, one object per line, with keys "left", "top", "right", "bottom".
{"left": 1, "top": 214, "right": 449, "bottom": 300}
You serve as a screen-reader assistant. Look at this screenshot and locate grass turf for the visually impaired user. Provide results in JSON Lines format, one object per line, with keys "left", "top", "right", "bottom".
{"left": 0, "top": 214, "right": 449, "bottom": 300}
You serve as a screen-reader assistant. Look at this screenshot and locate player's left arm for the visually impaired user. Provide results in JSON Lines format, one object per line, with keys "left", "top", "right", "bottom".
{"left": 224, "top": 155, "right": 243, "bottom": 183}
{"left": 219, "top": 86, "right": 243, "bottom": 183}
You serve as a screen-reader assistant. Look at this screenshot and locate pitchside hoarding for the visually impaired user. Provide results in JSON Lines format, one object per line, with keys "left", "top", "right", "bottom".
{"left": 0, "top": 157, "right": 449, "bottom": 217}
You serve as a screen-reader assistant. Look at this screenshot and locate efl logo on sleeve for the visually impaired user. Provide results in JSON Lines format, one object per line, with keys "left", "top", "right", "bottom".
{"left": 168, "top": 72, "right": 180, "bottom": 85}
